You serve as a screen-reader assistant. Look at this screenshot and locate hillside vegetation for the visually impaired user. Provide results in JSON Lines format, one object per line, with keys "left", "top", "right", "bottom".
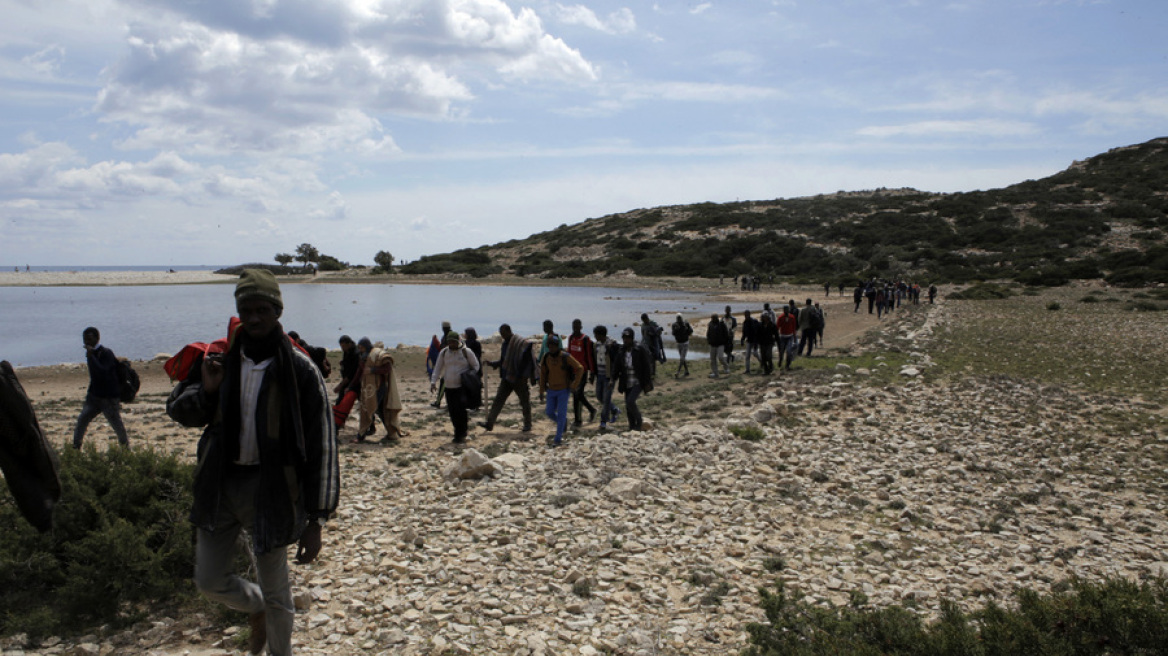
{"left": 402, "top": 138, "right": 1168, "bottom": 286}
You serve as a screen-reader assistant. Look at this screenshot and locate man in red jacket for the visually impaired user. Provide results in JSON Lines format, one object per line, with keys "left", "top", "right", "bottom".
{"left": 777, "top": 306, "right": 799, "bottom": 371}
{"left": 567, "top": 319, "right": 596, "bottom": 428}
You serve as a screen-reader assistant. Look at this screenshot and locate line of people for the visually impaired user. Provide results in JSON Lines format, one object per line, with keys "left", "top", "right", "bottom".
{"left": 427, "top": 319, "right": 656, "bottom": 448}
{"left": 702, "top": 299, "right": 824, "bottom": 376}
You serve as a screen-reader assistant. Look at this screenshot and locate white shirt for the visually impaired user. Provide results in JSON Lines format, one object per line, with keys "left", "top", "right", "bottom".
{"left": 430, "top": 346, "right": 479, "bottom": 389}
{"left": 237, "top": 356, "right": 273, "bottom": 465}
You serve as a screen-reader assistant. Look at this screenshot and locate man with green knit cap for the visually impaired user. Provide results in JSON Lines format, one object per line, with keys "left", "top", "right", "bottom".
{"left": 167, "top": 269, "right": 339, "bottom": 655}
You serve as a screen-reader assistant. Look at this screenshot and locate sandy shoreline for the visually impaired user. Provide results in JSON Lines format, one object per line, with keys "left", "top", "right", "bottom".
{"left": 0, "top": 270, "right": 235, "bottom": 287}
{"left": 0, "top": 268, "right": 786, "bottom": 294}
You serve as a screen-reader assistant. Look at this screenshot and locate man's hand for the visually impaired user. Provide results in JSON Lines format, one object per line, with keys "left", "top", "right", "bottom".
{"left": 202, "top": 356, "right": 225, "bottom": 394}
{"left": 430, "top": 383, "right": 437, "bottom": 394}
{"left": 296, "top": 522, "right": 322, "bottom": 564}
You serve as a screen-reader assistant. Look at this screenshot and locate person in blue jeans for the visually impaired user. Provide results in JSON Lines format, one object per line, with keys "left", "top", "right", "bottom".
{"left": 538, "top": 335, "right": 583, "bottom": 447}
{"left": 591, "top": 325, "right": 621, "bottom": 431}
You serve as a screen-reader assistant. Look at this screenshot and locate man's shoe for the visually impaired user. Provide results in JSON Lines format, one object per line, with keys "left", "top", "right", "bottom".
{"left": 247, "top": 611, "right": 267, "bottom": 655}
{"left": 521, "top": 424, "right": 532, "bottom": 432}
{"left": 588, "top": 408, "right": 596, "bottom": 423}
{"left": 477, "top": 421, "right": 493, "bottom": 431}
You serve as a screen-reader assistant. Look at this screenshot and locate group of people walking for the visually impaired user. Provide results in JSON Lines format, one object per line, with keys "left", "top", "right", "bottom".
{"left": 853, "top": 279, "right": 937, "bottom": 317}
{"left": 427, "top": 318, "right": 656, "bottom": 448}
{"left": 700, "top": 300, "right": 825, "bottom": 376}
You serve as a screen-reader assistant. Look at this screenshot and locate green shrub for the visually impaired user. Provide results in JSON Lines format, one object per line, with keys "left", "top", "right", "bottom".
{"left": 743, "top": 577, "right": 1168, "bottom": 656}
{"left": 948, "top": 283, "right": 1015, "bottom": 300}
{"left": 1127, "top": 300, "right": 1168, "bottom": 312}
{"left": 0, "top": 447, "right": 196, "bottom": 639}
{"left": 1046, "top": 302, "right": 1061, "bottom": 311}
{"left": 729, "top": 425, "right": 766, "bottom": 442}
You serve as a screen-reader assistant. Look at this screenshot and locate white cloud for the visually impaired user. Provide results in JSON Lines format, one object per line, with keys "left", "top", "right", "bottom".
{"left": 553, "top": 5, "right": 636, "bottom": 35}
{"left": 20, "top": 45, "right": 67, "bottom": 76}
{"left": 93, "top": 0, "right": 596, "bottom": 157}
{"left": 856, "top": 120, "right": 1039, "bottom": 139}
{"left": 309, "top": 190, "right": 350, "bottom": 221}
{"left": 691, "top": 3, "right": 713, "bottom": 15}
{"left": 1034, "top": 90, "right": 1168, "bottom": 124}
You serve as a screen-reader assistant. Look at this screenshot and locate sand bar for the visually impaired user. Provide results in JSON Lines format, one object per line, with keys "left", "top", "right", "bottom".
{"left": 0, "top": 270, "right": 234, "bottom": 287}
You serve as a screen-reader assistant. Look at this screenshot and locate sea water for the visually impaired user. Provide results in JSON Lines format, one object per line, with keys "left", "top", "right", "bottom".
{"left": 0, "top": 283, "right": 725, "bottom": 367}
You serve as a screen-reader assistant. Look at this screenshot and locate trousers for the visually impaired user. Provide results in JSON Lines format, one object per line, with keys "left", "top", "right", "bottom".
{"left": 73, "top": 394, "right": 128, "bottom": 448}
{"left": 194, "top": 468, "right": 294, "bottom": 656}
{"left": 484, "top": 377, "right": 532, "bottom": 429}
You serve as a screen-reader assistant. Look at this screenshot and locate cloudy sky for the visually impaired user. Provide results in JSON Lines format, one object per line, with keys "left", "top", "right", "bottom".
{"left": 1, "top": 0, "right": 1164, "bottom": 267}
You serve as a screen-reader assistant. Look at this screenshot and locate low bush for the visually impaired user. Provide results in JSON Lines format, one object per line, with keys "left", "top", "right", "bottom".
{"left": 0, "top": 447, "right": 196, "bottom": 640}
{"left": 948, "top": 283, "right": 1015, "bottom": 300}
{"left": 729, "top": 425, "right": 766, "bottom": 442}
{"left": 743, "top": 577, "right": 1168, "bottom": 656}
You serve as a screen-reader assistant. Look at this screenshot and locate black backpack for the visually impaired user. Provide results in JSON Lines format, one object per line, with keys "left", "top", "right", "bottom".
{"left": 116, "top": 359, "right": 140, "bottom": 403}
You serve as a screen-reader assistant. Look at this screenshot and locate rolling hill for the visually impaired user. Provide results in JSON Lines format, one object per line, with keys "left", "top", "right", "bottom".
{"left": 401, "top": 138, "right": 1168, "bottom": 286}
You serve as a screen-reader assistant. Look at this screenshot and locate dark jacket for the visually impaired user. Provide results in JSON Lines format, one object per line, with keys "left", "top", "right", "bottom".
{"left": 613, "top": 343, "right": 654, "bottom": 394}
{"left": 706, "top": 320, "right": 729, "bottom": 347}
{"left": 339, "top": 348, "right": 359, "bottom": 384}
{"left": 741, "top": 317, "right": 760, "bottom": 344}
{"left": 757, "top": 319, "right": 778, "bottom": 347}
{"left": 167, "top": 328, "right": 340, "bottom": 554}
{"left": 85, "top": 345, "right": 121, "bottom": 399}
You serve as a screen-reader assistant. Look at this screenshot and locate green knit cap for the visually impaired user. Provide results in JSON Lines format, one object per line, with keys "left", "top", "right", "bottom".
{"left": 445, "top": 330, "right": 461, "bottom": 342}
{"left": 235, "top": 269, "right": 283, "bottom": 309}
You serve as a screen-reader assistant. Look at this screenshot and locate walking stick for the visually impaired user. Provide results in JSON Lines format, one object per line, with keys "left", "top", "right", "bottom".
{"left": 482, "top": 368, "right": 489, "bottom": 407}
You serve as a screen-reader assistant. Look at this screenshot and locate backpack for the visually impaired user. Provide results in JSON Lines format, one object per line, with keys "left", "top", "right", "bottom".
{"left": 116, "top": 359, "right": 140, "bottom": 403}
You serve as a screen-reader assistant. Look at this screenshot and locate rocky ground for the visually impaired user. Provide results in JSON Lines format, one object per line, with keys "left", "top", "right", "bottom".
{"left": 5, "top": 290, "right": 1168, "bottom": 656}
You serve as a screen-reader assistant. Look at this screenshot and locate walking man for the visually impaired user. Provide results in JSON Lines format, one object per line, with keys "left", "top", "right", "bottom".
{"left": 797, "top": 299, "right": 817, "bottom": 357}
{"left": 333, "top": 335, "right": 359, "bottom": 405}
{"left": 612, "top": 328, "right": 653, "bottom": 431}
{"left": 479, "top": 324, "right": 534, "bottom": 433}
{"left": 566, "top": 319, "right": 596, "bottom": 428}
{"left": 167, "top": 269, "right": 339, "bottom": 656}
{"left": 670, "top": 314, "right": 693, "bottom": 378}
{"left": 592, "top": 325, "right": 621, "bottom": 431}
{"left": 706, "top": 314, "right": 730, "bottom": 377}
{"left": 740, "top": 309, "right": 759, "bottom": 374}
{"left": 539, "top": 336, "right": 583, "bottom": 447}
{"left": 777, "top": 305, "right": 798, "bottom": 370}
{"left": 72, "top": 326, "right": 130, "bottom": 449}
{"left": 426, "top": 321, "right": 451, "bottom": 408}
{"left": 430, "top": 331, "right": 479, "bottom": 445}
{"left": 722, "top": 306, "right": 738, "bottom": 364}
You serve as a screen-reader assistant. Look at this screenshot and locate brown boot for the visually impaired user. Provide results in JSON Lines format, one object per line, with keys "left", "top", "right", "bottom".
{"left": 248, "top": 611, "right": 267, "bottom": 655}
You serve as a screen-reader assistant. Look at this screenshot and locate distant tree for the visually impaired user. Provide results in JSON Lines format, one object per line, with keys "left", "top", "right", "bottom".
{"left": 274, "top": 253, "right": 294, "bottom": 267}
{"left": 316, "top": 254, "right": 348, "bottom": 271}
{"left": 373, "top": 250, "right": 394, "bottom": 272}
{"left": 295, "top": 243, "right": 320, "bottom": 268}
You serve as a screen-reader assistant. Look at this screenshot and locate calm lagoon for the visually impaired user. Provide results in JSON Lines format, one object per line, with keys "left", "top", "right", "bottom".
{"left": 1, "top": 283, "right": 725, "bottom": 368}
